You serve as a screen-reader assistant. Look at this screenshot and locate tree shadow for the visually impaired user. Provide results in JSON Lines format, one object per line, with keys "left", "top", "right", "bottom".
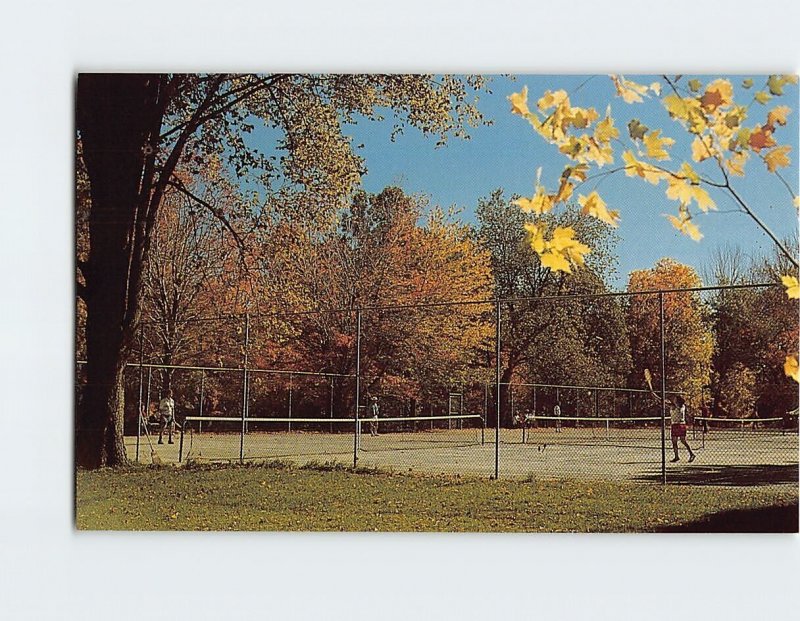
{"left": 658, "top": 503, "right": 799, "bottom": 533}
{"left": 635, "top": 463, "right": 799, "bottom": 487}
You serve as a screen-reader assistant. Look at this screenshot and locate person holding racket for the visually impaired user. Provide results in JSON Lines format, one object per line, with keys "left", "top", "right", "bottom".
{"left": 158, "top": 390, "right": 176, "bottom": 444}
{"left": 369, "top": 396, "right": 380, "bottom": 437}
{"left": 645, "top": 370, "right": 696, "bottom": 463}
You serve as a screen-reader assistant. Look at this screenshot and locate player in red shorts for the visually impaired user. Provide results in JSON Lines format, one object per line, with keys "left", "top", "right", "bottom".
{"left": 667, "top": 395, "right": 695, "bottom": 463}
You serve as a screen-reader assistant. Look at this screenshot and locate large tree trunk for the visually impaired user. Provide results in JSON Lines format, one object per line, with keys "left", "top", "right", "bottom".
{"left": 76, "top": 74, "right": 161, "bottom": 468}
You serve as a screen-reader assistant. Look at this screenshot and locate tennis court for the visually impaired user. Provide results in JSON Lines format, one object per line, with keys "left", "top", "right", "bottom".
{"left": 125, "top": 414, "right": 799, "bottom": 486}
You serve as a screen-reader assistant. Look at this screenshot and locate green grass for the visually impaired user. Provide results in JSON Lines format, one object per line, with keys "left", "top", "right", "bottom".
{"left": 75, "top": 462, "right": 798, "bottom": 532}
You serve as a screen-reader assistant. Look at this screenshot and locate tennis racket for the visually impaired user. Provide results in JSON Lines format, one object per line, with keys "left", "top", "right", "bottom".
{"left": 644, "top": 368, "right": 654, "bottom": 393}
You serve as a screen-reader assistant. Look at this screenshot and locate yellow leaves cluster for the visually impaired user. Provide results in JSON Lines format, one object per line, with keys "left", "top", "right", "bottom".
{"left": 643, "top": 130, "right": 675, "bottom": 160}
{"left": 785, "top": 355, "right": 799, "bottom": 383}
{"left": 578, "top": 191, "right": 619, "bottom": 227}
{"left": 665, "top": 206, "right": 703, "bottom": 242}
{"left": 782, "top": 275, "right": 800, "bottom": 299}
{"left": 508, "top": 87, "right": 613, "bottom": 168}
{"left": 525, "top": 224, "right": 591, "bottom": 273}
{"left": 622, "top": 150, "right": 662, "bottom": 185}
{"left": 764, "top": 145, "right": 792, "bottom": 172}
{"left": 610, "top": 75, "right": 655, "bottom": 104}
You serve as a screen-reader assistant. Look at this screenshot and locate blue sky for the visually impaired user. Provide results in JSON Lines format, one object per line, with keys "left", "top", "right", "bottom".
{"left": 346, "top": 75, "right": 799, "bottom": 288}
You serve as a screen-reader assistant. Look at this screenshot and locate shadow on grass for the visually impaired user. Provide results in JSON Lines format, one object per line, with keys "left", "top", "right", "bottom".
{"left": 658, "top": 503, "right": 799, "bottom": 533}
{"left": 635, "top": 463, "right": 799, "bottom": 487}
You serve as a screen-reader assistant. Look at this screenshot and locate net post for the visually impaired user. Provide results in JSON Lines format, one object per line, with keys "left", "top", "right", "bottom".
{"left": 179, "top": 421, "right": 185, "bottom": 462}
{"left": 353, "top": 308, "right": 362, "bottom": 468}
{"left": 494, "top": 298, "right": 501, "bottom": 479}
{"left": 659, "top": 292, "right": 667, "bottom": 485}
{"left": 136, "top": 322, "right": 144, "bottom": 463}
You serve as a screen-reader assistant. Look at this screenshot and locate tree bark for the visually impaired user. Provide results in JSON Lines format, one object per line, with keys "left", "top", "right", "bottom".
{"left": 76, "top": 74, "right": 162, "bottom": 468}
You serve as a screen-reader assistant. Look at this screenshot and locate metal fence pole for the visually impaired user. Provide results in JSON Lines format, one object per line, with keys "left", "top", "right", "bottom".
{"left": 240, "top": 313, "right": 249, "bottom": 464}
{"left": 494, "top": 299, "right": 501, "bottom": 479}
{"left": 198, "top": 370, "right": 205, "bottom": 434}
{"left": 659, "top": 292, "right": 667, "bottom": 485}
{"left": 136, "top": 323, "right": 144, "bottom": 463}
{"left": 330, "top": 376, "right": 334, "bottom": 434}
{"left": 288, "top": 373, "right": 293, "bottom": 432}
{"left": 353, "top": 309, "right": 362, "bottom": 468}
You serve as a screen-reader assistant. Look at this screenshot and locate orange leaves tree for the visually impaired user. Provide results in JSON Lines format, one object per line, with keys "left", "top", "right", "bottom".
{"left": 508, "top": 75, "right": 799, "bottom": 383}
{"left": 258, "top": 187, "right": 493, "bottom": 414}
{"left": 626, "top": 259, "right": 713, "bottom": 401}
{"left": 76, "top": 74, "right": 489, "bottom": 467}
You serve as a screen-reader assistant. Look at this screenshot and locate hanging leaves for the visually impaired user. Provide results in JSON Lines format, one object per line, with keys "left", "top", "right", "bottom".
{"left": 782, "top": 275, "right": 800, "bottom": 299}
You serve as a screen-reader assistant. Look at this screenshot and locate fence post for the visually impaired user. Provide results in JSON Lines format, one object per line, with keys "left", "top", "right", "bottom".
{"left": 240, "top": 313, "right": 250, "bottom": 464}
{"left": 136, "top": 323, "right": 144, "bottom": 463}
{"left": 288, "top": 373, "right": 293, "bottom": 432}
{"left": 659, "top": 292, "right": 667, "bottom": 485}
{"left": 198, "top": 370, "right": 205, "bottom": 434}
{"left": 494, "top": 299, "right": 501, "bottom": 479}
{"left": 353, "top": 309, "right": 362, "bottom": 468}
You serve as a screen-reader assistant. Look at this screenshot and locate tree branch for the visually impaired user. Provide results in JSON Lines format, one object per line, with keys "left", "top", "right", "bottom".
{"left": 166, "top": 178, "right": 248, "bottom": 266}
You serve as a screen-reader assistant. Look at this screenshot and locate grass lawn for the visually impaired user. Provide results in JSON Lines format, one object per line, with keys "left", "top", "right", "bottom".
{"left": 75, "top": 462, "right": 798, "bottom": 532}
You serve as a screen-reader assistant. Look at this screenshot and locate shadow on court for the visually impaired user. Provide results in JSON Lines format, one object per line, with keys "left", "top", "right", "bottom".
{"left": 635, "top": 463, "right": 799, "bottom": 487}
{"left": 658, "top": 503, "right": 799, "bottom": 533}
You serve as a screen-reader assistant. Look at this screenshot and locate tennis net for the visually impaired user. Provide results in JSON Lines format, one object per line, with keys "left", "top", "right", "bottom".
{"left": 514, "top": 415, "right": 669, "bottom": 448}
{"left": 180, "top": 414, "right": 485, "bottom": 462}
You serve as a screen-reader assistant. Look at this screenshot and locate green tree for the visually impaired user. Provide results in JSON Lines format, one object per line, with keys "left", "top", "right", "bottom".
{"left": 76, "top": 73, "right": 489, "bottom": 468}
{"left": 476, "top": 190, "right": 629, "bottom": 425}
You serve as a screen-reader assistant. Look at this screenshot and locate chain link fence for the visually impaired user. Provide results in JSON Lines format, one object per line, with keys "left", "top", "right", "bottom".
{"left": 76, "top": 283, "right": 798, "bottom": 485}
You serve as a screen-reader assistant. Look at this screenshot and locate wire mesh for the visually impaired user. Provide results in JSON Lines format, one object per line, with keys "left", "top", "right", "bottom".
{"left": 76, "top": 282, "right": 798, "bottom": 484}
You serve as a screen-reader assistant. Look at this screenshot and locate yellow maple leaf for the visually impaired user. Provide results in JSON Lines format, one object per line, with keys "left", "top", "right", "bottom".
{"left": 513, "top": 186, "right": 554, "bottom": 215}
{"left": 665, "top": 212, "right": 703, "bottom": 241}
{"left": 554, "top": 179, "right": 574, "bottom": 203}
{"left": 611, "top": 75, "right": 649, "bottom": 104}
{"left": 691, "top": 135, "right": 715, "bottom": 162}
{"left": 594, "top": 114, "right": 619, "bottom": 143}
{"left": 578, "top": 191, "right": 620, "bottom": 227}
{"left": 782, "top": 275, "right": 800, "bottom": 299}
{"left": 622, "top": 150, "right": 663, "bottom": 185}
{"left": 540, "top": 250, "right": 572, "bottom": 273}
{"left": 569, "top": 106, "right": 599, "bottom": 129}
{"left": 689, "top": 185, "right": 716, "bottom": 212}
{"left": 700, "top": 79, "right": 733, "bottom": 112}
{"left": 665, "top": 175, "right": 694, "bottom": 204}
{"left": 785, "top": 354, "right": 799, "bottom": 383}
{"left": 644, "top": 130, "right": 674, "bottom": 160}
{"left": 537, "top": 89, "right": 568, "bottom": 111}
{"left": 794, "top": 196, "right": 800, "bottom": 209}
{"left": 764, "top": 145, "right": 791, "bottom": 172}
{"left": 726, "top": 151, "right": 748, "bottom": 176}
{"left": 650, "top": 82, "right": 662, "bottom": 96}
{"left": 524, "top": 222, "right": 546, "bottom": 254}
{"left": 550, "top": 226, "right": 591, "bottom": 267}
{"left": 767, "top": 105, "right": 791, "bottom": 128}
{"left": 563, "top": 164, "right": 589, "bottom": 182}
{"left": 509, "top": 87, "right": 530, "bottom": 116}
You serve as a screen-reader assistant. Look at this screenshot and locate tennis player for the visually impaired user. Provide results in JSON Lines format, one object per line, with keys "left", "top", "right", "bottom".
{"left": 669, "top": 396, "right": 695, "bottom": 462}
{"left": 369, "top": 396, "right": 380, "bottom": 436}
{"left": 158, "top": 390, "right": 176, "bottom": 444}
{"left": 553, "top": 402, "right": 562, "bottom": 433}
